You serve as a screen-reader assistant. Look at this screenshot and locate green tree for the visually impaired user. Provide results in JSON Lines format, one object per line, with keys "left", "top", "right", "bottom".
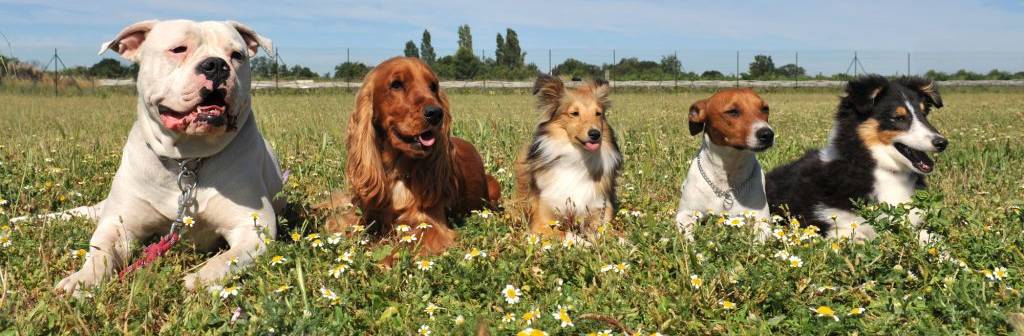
{"left": 334, "top": 61, "right": 371, "bottom": 80}
{"left": 453, "top": 47, "right": 480, "bottom": 80}
{"left": 404, "top": 41, "right": 419, "bottom": 58}
{"left": 420, "top": 30, "right": 436, "bottom": 65}
{"left": 504, "top": 28, "right": 524, "bottom": 68}
{"left": 552, "top": 58, "right": 601, "bottom": 79}
{"left": 457, "top": 25, "right": 473, "bottom": 51}
{"left": 660, "top": 54, "right": 682, "bottom": 76}
{"left": 494, "top": 33, "right": 506, "bottom": 67}
{"left": 776, "top": 63, "right": 805, "bottom": 77}
{"left": 87, "top": 58, "right": 132, "bottom": 78}
{"left": 748, "top": 55, "right": 776, "bottom": 79}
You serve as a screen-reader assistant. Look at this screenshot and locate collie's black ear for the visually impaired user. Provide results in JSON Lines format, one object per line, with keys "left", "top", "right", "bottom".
{"left": 688, "top": 99, "right": 708, "bottom": 136}
{"left": 843, "top": 75, "right": 890, "bottom": 115}
{"left": 898, "top": 77, "right": 944, "bottom": 109}
{"left": 534, "top": 74, "right": 564, "bottom": 119}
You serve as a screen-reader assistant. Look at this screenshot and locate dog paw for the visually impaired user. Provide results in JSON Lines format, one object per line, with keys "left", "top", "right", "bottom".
{"left": 55, "top": 271, "right": 102, "bottom": 297}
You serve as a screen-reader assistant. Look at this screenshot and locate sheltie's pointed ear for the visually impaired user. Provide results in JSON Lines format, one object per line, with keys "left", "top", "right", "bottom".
{"left": 899, "top": 77, "right": 943, "bottom": 109}
{"left": 533, "top": 74, "right": 564, "bottom": 120}
{"left": 843, "top": 75, "right": 889, "bottom": 116}
{"left": 688, "top": 99, "right": 708, "bottom": 136}
{"left": 592, "top": 79, "right": 611, "bottom": 112}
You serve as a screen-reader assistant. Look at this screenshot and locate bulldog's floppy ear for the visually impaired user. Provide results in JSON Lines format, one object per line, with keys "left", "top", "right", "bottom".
{"left": 533, "top": 74, "right": 565, "bottom": 120}
{"left": 227, "top": 21, "right": 274, "bottom": 57}
{"left": 898, "top": 76, "right": 944, "bottom": 109}
{"left": 843, "top": 75, "right": 889, "bottom": 116}
{"left": 688, "top": 99, "right": 708, "bottom": 136}
{"left": 99, "top": 20, "right": 158, "bottom": 61}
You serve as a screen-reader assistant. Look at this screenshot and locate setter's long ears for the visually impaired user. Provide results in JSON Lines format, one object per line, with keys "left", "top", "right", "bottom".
{"left": 346, "top": 69, "right": 387, "bottom": 207}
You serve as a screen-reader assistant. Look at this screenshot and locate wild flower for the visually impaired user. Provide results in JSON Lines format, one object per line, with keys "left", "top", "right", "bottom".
{"left": 71, "top": 248, "right": 89, "bottom": 259}
{"left": 416, "top": 259, "right": 434, "bottom": 271}
{"left": 220, "top": 285, "right": 239, "bottom": 299}
{"left": 319, "top": 287, "right": 339, "bottom": 303}
{"left": 789, "top": 255, "right": 804, "bottom": 268}
{"left": 424, "top": 302, "right": 439, "bottom": 319}
{"left": 269, "top": 255, "right": 286, "bottom": 266}
{"left": 416, "top": 223, "right": 433, "bottom": 230}
{"left": 328, "top": 264, "right": 349, "bottom": 278}
{"left": 454, "top": 315, "right": 465, "bottom": 325}
{"left": 464, "top": 247, "right": 487, "bottom": 260}
{"left": 396, "top": 225, "right": 411, "bottom": 233}
{"left": 401, "top": 234, "right": 418, "bottom": 244}
{"left": 274, "top": 284, "right": 292, "bottom": 293}
{"left": 811, "top": 306, "right": 839, "bottom": 321}
{"left": 225, "top": 256, "right": 238, "bottom": 267}
{"left": 502, "top": 284, "right": 522, "bottom": 304}
{"left": 517, "top": 328, "right": 548, "bottom": 336}
{"left": 848, "top": 307, "right": 866, "bottom": 316}
{"left": 502, "top": 313, "right": 516, "bottom": 323}
{"left": 290, "top": 232, "right": 301, "bottom": 242}
{"left": 182, "top": 216, "right": 195, "bottom": 228}
{"left": 417, "top": 324, "right": 431, "bottom": 336}
{"left": 337, "top": 250, "right": 354, "bottom": 264}
{"left": 719, "top": 299, "right": 737, "bottom": 310}
{"left": 551, "top": 305, "right": 573, "bottom": 328}
{"left": 690, "top": 275, "right": 703, "bottom": 289}
{"left": 522, "top": 307, "right": 540, "bottom": 325}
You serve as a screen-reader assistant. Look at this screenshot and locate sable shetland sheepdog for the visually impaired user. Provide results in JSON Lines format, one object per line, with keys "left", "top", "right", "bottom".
{"left": 515, "top": 75, "right": 622, "bottom": 240}
{"left": 766, "top": 75, "right": 948, "bottom": 242}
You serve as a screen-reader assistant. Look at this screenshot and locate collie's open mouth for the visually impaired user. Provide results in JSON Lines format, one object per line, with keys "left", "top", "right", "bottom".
{"left": 158, "top": 89, "right": 229, "bottom": 131}
{"left": 895, "top": 143, "right": 935, "bottom": 173}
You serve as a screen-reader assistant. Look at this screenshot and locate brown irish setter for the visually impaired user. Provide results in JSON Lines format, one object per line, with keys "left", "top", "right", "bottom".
{"left": 322, "top": 57, "right": 500, "bottom": 254}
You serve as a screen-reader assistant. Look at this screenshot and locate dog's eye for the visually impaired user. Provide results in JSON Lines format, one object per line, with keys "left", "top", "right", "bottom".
{"left": 170, "top": 46, "right": 187, "bottom": 54}
{"left": 890, "top": 115, "right": 907, "bottom": 122}
{"left": 570, "top": 111, "right": 580, "bottom": 117}
{"left": 430, "top": 82, "right": 439, "bottom": 92}
{"left": 726, "top": 109, "right": 740, "bottom": 117}
{"left": 595, "top": 111, "right": 603, "bottom": 117}
{"left": 230, "top": 51, "right": 244, "bottom": 61}
{"left": 390, "top": 80, "right": 403, "bottom": 90}
{"left": 761, "top": 106, "right": 770, "bottom": 114}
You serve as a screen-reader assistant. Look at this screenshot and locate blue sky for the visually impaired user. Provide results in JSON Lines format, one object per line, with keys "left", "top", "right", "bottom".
{"left": 1, "top": 0, "right": 1022, "bottom": 76}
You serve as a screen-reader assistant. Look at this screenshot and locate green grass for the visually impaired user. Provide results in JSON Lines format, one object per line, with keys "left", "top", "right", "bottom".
{"left": 1, "top": 88, "right": 1022, "bottom": 334}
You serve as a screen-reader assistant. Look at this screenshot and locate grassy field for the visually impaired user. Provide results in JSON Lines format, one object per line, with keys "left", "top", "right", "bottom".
{"left": 0, "top": 87, "right": 1022, "bottom": 334}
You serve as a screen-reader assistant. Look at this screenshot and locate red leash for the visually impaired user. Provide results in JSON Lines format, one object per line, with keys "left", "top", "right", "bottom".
{"left": 118, "top": 232, "right": 181, "bottom": 280}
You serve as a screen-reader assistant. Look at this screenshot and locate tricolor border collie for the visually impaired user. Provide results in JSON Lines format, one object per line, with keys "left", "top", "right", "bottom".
{"left": 515, "top": 75, "right": 622, "bottom": 240}
{"left": 766, "top": 75, "right": 948, "bottom": 242}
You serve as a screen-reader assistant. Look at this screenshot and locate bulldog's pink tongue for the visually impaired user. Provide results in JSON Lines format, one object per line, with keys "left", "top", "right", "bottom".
{"left": 418, "top": 133, "right": 436, "bottom": 147}
{"left": 585, "top": 142, "right": 601, "bottom": 151}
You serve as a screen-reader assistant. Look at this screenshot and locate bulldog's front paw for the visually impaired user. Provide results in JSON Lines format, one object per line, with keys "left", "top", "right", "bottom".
{"left": 56, "top": 270, "right": 103, "bottom": 297}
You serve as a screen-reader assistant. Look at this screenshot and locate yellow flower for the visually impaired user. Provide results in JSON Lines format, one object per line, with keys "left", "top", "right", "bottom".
{"left": 551, "top": 305, "right": 573, "bottom": 328}
{"left": 417, "top": 325, "right": 431, "bottom": 336}
{"left": 416, "top": 259, "right": 434, "bottom": 271}
{"left": 269, "top": 255, "right": 286, "bottom": 266}
{"left": 305, "top": 233, "right": 320, "bottom": 241}
{"left": 719, "top": 299, "right": 737, "bottom": 310}
{"left": 400, "top": 234, "right": 418, "bottom": 243}
{"left": 502, "top": 284, "right": 522, "bottom": 304}
{"left": 225, "top": 256, "right": 238, "bottom": 266}
{"left": 337, "top": 250, "right": 354, "bottom": 264}
{"left": 454, "top": 315, "right": 465, "bottom": 325}
{"left": 772, "top": 228, "right": 786, "bottom": 239}
{"left": 319, "top": 287, "right": 339, "bottom": 302}
{"left": 71, "top": 248, "right": 89, "bottom": 259}
{"left": 182, "top": 216, "right": 195, "bottom": 228}
{"left": 517, "top": 328, "right": 548, "bottom": 336}
{"left": 396, "top": 225, "right": 412, "bottom": 233}
{"left": 526, "top": 235, "right": 541, "bottom": 245}
{"left": 290, "top": 232, "right": 301, "bottom": 242}
{"left": 310, "top": 239, "right": 324, "bottom": 248}
{"left": 993, "top": 267, "right": 1009, "bottom": 281}
{"left": 351, "top": 224, "right": 366, "bottom": 233}
{"left": 328, "top": 263, "right": 349, "bottom": 278}
{"left": 502, "top": 312, "right": 516, "bottom": 323}
{"left": 725, "top": 216, "right": 745, "bottom": 227}
{"left": 220, "top": 285, "right": 239, "bottom": 299}
{"left": 424, "top": 302, "right": 440, "bottom": 319}
{"left": 788, "top": 255, "right": 803, "bottom": 268}
{"left": 416, "top": 223, "right": 433, "bottom": 230}
{"left": 249, "top": 212, "right": 260, "bottom": 221}
{"left": 830, "top": 241, "right": 842, "bottom": 252}
{"left": 848, "top": 307, "right": 866, "bottom": 316}
{"left": 690, "top": 274, "right": 703, "bottom": 289}
{"left": 274, "top": 284, "right": 292, "bottom": 293}
{"left": 464, "top": 247, "right": 487, "bottom": 260}
{"left": 522, "top": 307, "right": 540, "bottom": 325}
{"left": 587, "top": 330, "right": 613, "bottom": 336}
{"left": 811, "top": 306, "right": 839, "bottom": 321}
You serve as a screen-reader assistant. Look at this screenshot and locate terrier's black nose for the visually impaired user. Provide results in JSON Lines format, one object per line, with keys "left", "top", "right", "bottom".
{"left": 424, "top": 105, "right": 443, "bottom": 125}
{"left": 196, "top": 57, "right": 230, "bottom": 86}
{"left": 932, "top": 137, "right": 948, "bottom": 152}
{"left": 756, "top": 128, "right": 775, "bottom": 144}
{"left": 588, "top": 129, "right": 601, "bottom": 141}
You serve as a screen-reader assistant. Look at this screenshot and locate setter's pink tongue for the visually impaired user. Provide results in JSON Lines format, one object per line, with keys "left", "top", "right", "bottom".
{"left": 418, "top": 132, "right": 436, "bottom": 147}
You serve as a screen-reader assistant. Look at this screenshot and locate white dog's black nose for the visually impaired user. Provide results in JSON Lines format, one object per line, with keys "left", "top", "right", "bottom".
{"left": 932, "top": 137, "right": 948, "bottom": 152}
{"left": 197, "top": 57, "right": 230, "bottom": 87}
{"left": 424, "top": 105, "right": 443, "bottom": 125}
{"left": 756, "top": 128, "right": 775, "bottom": 144}
{"left": 588, "top": 129, "right": 602, "bottom": 141}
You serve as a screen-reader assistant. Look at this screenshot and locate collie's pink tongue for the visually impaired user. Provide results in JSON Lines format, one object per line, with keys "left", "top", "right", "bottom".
{"left": 585, "top": 142, "right": 601, "bottom": 151}
{"left": 418, "top": 134, "right": 436, "bottom": 147}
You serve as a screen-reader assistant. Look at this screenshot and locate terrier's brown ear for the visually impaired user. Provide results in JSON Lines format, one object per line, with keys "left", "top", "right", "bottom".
{"left": 688, "top": 99, "right": 708, "bottom": 136}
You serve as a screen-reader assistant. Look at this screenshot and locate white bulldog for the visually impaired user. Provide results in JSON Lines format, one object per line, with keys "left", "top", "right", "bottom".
{"left": 16, "top": 20, "right": 283, "bottom": 295}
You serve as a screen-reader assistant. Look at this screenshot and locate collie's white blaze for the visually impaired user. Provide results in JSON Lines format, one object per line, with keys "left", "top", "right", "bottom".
{"left": 893, "top": 99, "right": 941, "bottom": 152}
{"left": 813, "top": 205, "right": 877, "bottom": 242}
{"left": 532, "top": 135, "right": 620, "bottom": 217}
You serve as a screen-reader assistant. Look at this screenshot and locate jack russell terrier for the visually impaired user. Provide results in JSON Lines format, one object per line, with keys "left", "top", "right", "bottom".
{"left": 675, "top": 88, "right": 775, "bottom": 240}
